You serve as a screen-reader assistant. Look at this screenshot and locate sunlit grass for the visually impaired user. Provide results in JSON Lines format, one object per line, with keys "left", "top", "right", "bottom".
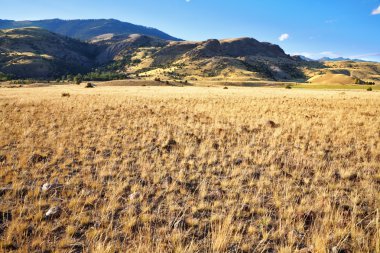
{"left": 0, "top": 85, "right": 379, "bottom": 252}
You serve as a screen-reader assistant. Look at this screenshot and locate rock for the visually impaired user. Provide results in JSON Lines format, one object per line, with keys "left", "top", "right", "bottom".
{"left": 129, "top": 192, "right": 140, "bottom": 200}
{"left": 41, "top": 183, "right": 51, "bottom": 192}
{"left": 0, "top": 154, "right": 6, "bottom": 163}
{"left": 41, "top": 179, "right": 61, "bottom": 193}
{"left": 331, "top": 246, "right": 351, "bottom": 253}
{"left": 296, "top": 247, "right": 313, "bottom": 253}
{"left": 234, "top": 158, "right": 244, "bottom": 165}
{"left": 266, "top": 120, "right": 279, "bottom": 128}
{"left": 28, "top": 154, "right": 48, "bottom": 164}
{"left": 45, "top": 206, "right": 61, "bottom": 219}
{"left": 163, "top": 139, "right": 177, "bottom": 152}
{"left": 163, "top": 175, "right": 173, "bottom": 188}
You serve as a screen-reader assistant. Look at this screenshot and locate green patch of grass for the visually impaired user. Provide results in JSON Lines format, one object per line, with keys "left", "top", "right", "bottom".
{"left": 291, "top": 84, "right": 380, "bottom": 90}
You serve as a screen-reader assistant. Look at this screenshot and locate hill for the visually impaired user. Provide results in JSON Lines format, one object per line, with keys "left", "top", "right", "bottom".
{"left": 1, "top": 27, "right": 379, "bottom": 83}
{"left": 307, "top": 61, "right": 380, "bottom": 84}
{"left": 319, "top": 57, "right": 370, "bottom": 62}
{"left": 105, "top": 37, "right": 320, "bottom": 81}
{"left": 0, "top": 18, "right": 180, "bottom": 41}
{"left": 308, "top": 73, "right": 357, "bottom": 85}
{"left": 0, "top": 27, "right": 98, "bottom": 78}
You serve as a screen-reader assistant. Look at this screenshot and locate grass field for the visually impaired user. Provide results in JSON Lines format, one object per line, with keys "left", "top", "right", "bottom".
{"left": 0, "top": 84, "right": 379, "bottom": 252}
{"left": 292, "top": 83, "right": 380, "bottom": 90}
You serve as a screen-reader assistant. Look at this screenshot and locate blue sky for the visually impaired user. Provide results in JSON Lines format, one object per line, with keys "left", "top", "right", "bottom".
{"left": 1, "top": 0, "right": 380, "bottom": 61}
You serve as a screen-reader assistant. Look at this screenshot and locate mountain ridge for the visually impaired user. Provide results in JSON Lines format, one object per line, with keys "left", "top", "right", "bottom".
{"left": 318, "top": 57, "right": 373, "bottom": 63}
{"left": 0, "top": 27, "right": 379, "bottom": 84}
{"left": 0, "top": 18, "right": 181, "bottom": 41}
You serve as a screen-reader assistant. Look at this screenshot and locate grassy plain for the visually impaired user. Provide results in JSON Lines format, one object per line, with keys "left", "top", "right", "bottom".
{"left": 0, "top": 84, "right": 379, "bottom": 252}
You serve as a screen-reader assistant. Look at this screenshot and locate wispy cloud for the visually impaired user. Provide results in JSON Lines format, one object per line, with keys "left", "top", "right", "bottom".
{"left": 372, "top": 5, "right": 380, "bottom": 15}
{"left": 278, "top": 33, "right": 289, "bottom": 41}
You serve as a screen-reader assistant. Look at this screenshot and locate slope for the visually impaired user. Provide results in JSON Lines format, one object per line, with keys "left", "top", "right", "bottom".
{"left": 0, "top": 19, "right": 180, "bottom": 41}
{"left": 0, "top": 27, "right": 98, "bottom": 78}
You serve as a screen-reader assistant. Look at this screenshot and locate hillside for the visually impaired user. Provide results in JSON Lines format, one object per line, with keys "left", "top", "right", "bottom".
{"left": 0, "top": 27, "right": 98, "bottom": 78}
{"left": 102, "top": 37, "right": 321, "bottom": 81}
{"left": 305, "top": 61, "right": 380, "bottom": 85}
{"left": 0, "top": 19, "right": 180, "bottom": 41}
{"left": 1, "top": 27, "right": 379, "bottom": 83}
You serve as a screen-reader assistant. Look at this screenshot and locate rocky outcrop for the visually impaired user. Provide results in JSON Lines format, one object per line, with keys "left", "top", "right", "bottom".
{"left": 95, "top": 34, "right": 168, "bottom": 63}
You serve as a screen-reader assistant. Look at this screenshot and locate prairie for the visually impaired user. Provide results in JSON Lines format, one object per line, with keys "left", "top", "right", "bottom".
{"left": 0, "top": 84, "right": 379, "bottom": 253}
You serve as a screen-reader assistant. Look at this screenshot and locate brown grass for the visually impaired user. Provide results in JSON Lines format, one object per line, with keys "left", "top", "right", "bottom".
{"left": 0, "top": 85, "right": 379, "bottom": 252}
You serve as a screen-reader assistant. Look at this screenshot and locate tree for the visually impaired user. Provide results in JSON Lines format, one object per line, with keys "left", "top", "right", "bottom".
{"left": 74, "top": 74, "right": 83, "bottom": 85}
{"left": 66, "top": 74, "right": 73, "bottom": 82}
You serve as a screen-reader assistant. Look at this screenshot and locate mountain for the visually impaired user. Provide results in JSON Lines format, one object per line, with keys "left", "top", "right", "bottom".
{"left": 0, "top": 27, "right": 320, "bottom": 81}
{"left": 110, "top": 37, "right": 316, "bottom": 81}
{"left": 0, "top": 18, "right": 180, "bottom": 41}
{"left": 292, "top": 55, "right": 315, "bottom": 62}
{"left": 0, "top": 27, "right": 98, "bottom": 78}
{"left": 319, "top": 57, "right": 369, "bottom": 62}
{"left": 93, "top": 34, "right": 169, "bottom": 64}
{"left": 1, "top": 27, "right": 378, "bottom": 83}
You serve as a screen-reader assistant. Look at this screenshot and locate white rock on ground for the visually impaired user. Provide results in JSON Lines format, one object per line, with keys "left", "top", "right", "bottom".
{"left": 45, "top": 206, "right": 61, "bottom": 218}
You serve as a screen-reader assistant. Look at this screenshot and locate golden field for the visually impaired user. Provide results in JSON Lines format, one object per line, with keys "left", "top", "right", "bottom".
{"left": 0, "top": 84, "right": 379, "bottom": 253}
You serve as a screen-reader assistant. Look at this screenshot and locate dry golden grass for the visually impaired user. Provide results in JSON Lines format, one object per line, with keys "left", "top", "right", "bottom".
{"left": 0, "top": 85, "right": 379, "bottom": 253}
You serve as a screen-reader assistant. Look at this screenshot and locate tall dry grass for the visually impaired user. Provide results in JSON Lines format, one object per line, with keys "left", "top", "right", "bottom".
{"left": 0, "top": 85, "right": 379, "bottom": 252}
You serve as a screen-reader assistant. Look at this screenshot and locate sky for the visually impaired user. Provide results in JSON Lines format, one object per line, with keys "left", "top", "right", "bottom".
{"left": 1, "top": 0, "right": 380, "bottom": 61}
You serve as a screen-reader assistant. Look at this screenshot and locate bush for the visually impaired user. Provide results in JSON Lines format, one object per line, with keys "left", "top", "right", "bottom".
{"left": 82, "top": 71, "right": 128, "bottom": 81}
{"left": 61, "top": 93, "right": 70, "bottom": 97}
{"left": 74, "top": 74, "right": 83, "bottom": 85}
{"left": 367, "top": 87, "right": 373, "bottom": 91}
{"left": 85, "top": 83, "right": 95, "bottom": 88}
{"left": 0, "top": 72, "right": 10, "bottom": 81}
{"left": 285, "top": 85, "right": 292, "bottom": 89}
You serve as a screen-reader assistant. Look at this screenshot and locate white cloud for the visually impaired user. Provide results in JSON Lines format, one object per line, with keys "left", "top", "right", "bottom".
{"left": 372, "top": 5, "right": 380, "bottom": 15}
{"left": 186, "top": 0, "right": 191, "bottom": 2}
{"left": 278, "top": 33, "right": 289, "bottom": 41}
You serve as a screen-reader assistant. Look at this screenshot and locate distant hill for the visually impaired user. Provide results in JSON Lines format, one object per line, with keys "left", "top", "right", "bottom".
{"left": 308, "top": 73, "right": 357, "bottom": 85}
{"left": 292, "top": 55, "right": 315, "bottom": 62}
{"left": 319, "top": 57, "right": 370, "bottom": 62}
{"left": 0, "top": 27, "right": 98, "bottom": 78}
{"left": 0, "top": 18, "right": 180, "bottom": 41}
